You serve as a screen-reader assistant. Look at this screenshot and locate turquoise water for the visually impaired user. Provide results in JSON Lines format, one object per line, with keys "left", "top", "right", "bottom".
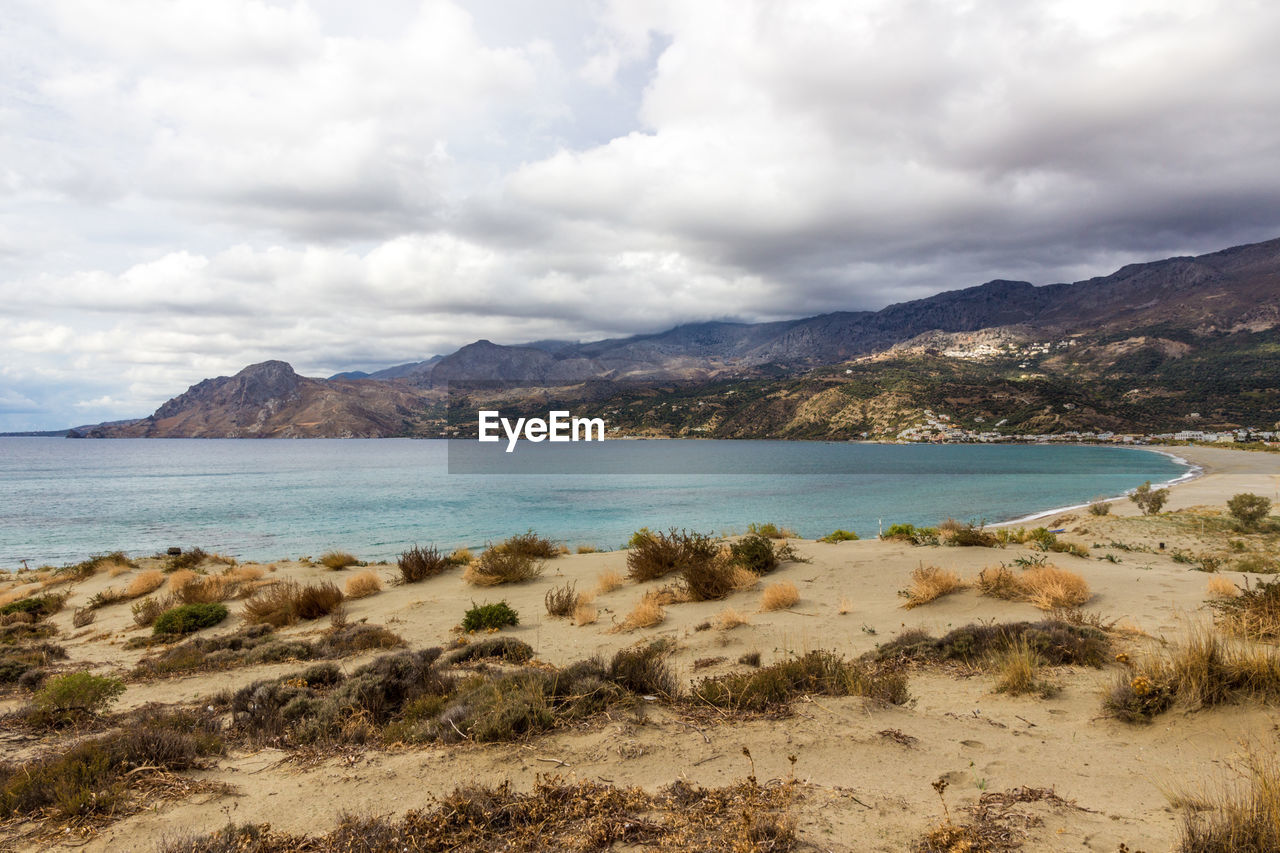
{"left": 0, "top": 438, "right": 1189, "bottom": 567}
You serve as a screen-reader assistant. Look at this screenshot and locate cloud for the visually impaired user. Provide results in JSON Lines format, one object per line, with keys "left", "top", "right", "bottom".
{"left": 3, "top": 0, "right": 1280, "bottom": 429}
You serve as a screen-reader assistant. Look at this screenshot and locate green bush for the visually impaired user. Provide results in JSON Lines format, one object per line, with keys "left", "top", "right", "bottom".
{"left": 818, "top": 529, "right": 859, "bottom": 543}
{"left": 730, "top": 533, "right": 781, "bottom": 575}
{"left": 33, "top": 671, "right": 125, "bottom": 716}
{"left": 462, "top": 601, "right": 519, "bottom": 632}
{"left": 0, "top": 594, "right": 65, "bottom": 620}
{"left": 882, "top": 523, "right": 938, "bottom": 545}
{"left": 1228, "top": 493, "right": 1272, "bottom": 530}
{"left": 153, "top": 603, "right": 228, "bottom": 636}
{"left": 626, "top": 528, "right": 718, "bottom": 582}
{"left": 1130, "top": 481, "right": 1169, "bottom": 515}
{"left": 746, "top": 522, "right": 796, "bottom": 539}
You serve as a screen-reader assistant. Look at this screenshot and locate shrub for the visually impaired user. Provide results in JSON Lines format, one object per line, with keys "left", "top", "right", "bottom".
{"left": 153, "top": 603, "right": 228, "bottom": 636}
{"left": 0, "top": 642, "right": 66, "bottom": 685}
{"left": 989, "top": 636, "right": 1055, "bottom": 697}
{"left": 344, "top": 569, "right": 383, "bottom": 599}
{"left": 730, "top": 533, "right": 784, "bottom": 575}
{"left": 0, "top": 594, "right": 64, "bottom": 620}
{"left": 939, "top": 519, "right": 998, "bottom": 547}
{"left": 1176, "top": 755, "right": 1280, "bottom": 852}
{"left": 1210, "top": 576, "right": 1280, "bottom": 639}
{"left": 131, "top": 596, "right": 165, "bottom": 627}
{"left": 975, "top": 565, "right": 1023, "bottom": 600}
{"left": 620, "top": 593, "right": 665, "bottom": 630}
{"left": 544, "top": 582, "right": 579, "bottom": 618}
{"left": 576, "top": 544, "right": 599, "bottom": 554}
{"left": 463, "top": 601, "right": 519, "bottom": 632}
{"left": 499, "top": 530, "right": 561, "bottom": 559}
{"left": 1130, "top": 481, "right": 1169, "bottom": 515}
{"left": 465, "top": 546, "right": 543, "bottom": 586}
{"left": 398, "top": 544, "right": 450, "bottom": 583}
{"left": 447, "top": 547, "right": 473, "bottom": 566}
{"left": 447, "top": 636, "right": 534, "bottom": 665}
{"left": 72, "top": 607, "right": 95, "bottom": 628}
{"left": 882, "top": 523, "right": 938, "bottom": 545}
{"left": 32, "top": 671, "right": 125, "bottom": 717}
{"left": 678, "top": 550, "right": 748, "bottom": 602}
{"left": 818, "top": 529, "right": 860, "bottom": 543}
{"left": 609, "top": 641, "right": 677, "bottom": 696}
{"left": 1088, "top": 500, "right": 1112, "bottom": 516}
{"left": 901, "top": 564, "right": 966, "bottom": 609}
{"left": 626, "top": 528, "right": 718, "bottom": 582}
{"left": 760, "top": 581, "right": 799, "bottom": 612}
{"left": 1227, "top": 493, "right": 1272, "bottom": 530}
{"left": 1207, "top": 576, "right": 1239, "bottom": 599}
{"left": 1019, "top": 566, "right": 1091, "bottom": 610}
{"left": 167, "top": 569, "right": 199, "bottom": 594}
{"left": 875, "top": 620, "right": 1109, "bottom": 668}
{"left": 573, "top": 601, "right": 598, "bottom": 626}
{"left": 747, "top": 522, "right": 796, "bottom": 539}
{"left": 165, "top": 547, "right": 209, "bottom": 572}
{"left": 1103, "top": 627, "right": 1280, "bottom": 722}
{"left": 126, "top": 570, "right": 166, "bottom": 598}
{"left": 241, "top": 581, "right": 342, "bottom": 627}
{"left": 319, "top": 551, "right": 359, "bottom": 570}
{"left": 714, "top": 608, "right": 749, "bottom": 630}
{"left": 691, "top": 650, "right": 908, "bottom": 712}
{"left": 596, "top": 570, "right": 625, "bottom": 593}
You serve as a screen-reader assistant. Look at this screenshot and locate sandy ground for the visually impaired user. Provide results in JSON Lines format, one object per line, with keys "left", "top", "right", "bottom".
{"left": 3, "top": 444, "right": 1280, "bottom": 852}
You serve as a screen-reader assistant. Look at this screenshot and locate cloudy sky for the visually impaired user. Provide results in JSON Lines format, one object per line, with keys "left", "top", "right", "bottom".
{"left": 3, "top": 0, "right": 1279, "bottom": 430}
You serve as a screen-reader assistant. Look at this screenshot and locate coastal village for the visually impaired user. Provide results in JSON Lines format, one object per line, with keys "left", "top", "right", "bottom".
{"left": 893, "top": 408, "right": 1280, "bottom": 446}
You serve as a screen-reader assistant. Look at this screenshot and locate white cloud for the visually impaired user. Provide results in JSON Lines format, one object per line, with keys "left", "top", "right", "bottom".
{"left": 3, "top": 0, "right": 1280, "bottom": 429}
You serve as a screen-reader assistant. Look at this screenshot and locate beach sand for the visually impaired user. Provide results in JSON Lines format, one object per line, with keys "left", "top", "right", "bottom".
{"left": 4, "top": 445, "right": 1280, "bottom": 851}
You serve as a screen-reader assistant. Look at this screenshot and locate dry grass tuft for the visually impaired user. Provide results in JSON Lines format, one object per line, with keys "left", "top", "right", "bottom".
{"left": 1207, "top": 576, "right": 1240, "bottom": 599}
{"left": 1174, "top": 753, "right": 1280, "bottom": 852}
{"left": 107, "top": 561, "right": 134, "bottom": 577}
{"left": 344, "top": 570, "right": 383, "bottom": 599}
{"left": 619, "top": 593, "right": 666, "bottom": 631}
{"left": 126, "top": 570, "right": 166, "bottom": 598}
{"left": 167, "top": 569, "right": 199, "bottom": 594}
{"left": 596, "top": 570, "right": 625, "bottom": 594}
{"left": 989, "top": 636, "right": 1056, "bottom": 697}
{"left": 242, "top": 580, "right": 344, "bottom": 628}
{"left": 319, "top": 551, "right": 359, "bottom": 570}
{"left": 838, "top": 596, "right": 853, "bottom": 615}
{"left": 575, "top": 544, "right": 598, "bottom": 554}
{"left": 1210, "top": 576, "right": 1280, "bottom": 640}
{"left": 1019, "top": 565, "right": 1091, "bottom": 610}
{"left": 714, "top": 608, "right": 749, "bottom": 630}
{"left": 902, "top": 564, "right": 966, "bottom": 609}
{"left": 464, "top": 548, "right": 544, "bottom": 586}
{"left": 974, "top": 565, "right": 1023, "bottom": 600}
{"left": 760, "top": 582, "right": 799, "bottom": 612}
{"left": 572, "top": 601, "right": 599, "bottom": 626}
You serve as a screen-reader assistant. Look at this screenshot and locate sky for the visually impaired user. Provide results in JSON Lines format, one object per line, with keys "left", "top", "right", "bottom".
{"left": 3, "top": 0, "right": 1280, "bottom": 430}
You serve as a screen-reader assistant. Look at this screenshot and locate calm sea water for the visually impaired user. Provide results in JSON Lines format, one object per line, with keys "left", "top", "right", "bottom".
{"left": 0, "top": 438, "right": 1189, "bottom": 567}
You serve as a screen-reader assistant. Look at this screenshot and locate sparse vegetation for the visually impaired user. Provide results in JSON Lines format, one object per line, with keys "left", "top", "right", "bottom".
{"left": 1088, "top": 500, "right": 1112, "bottom": 516}
{"left": 876, "top": 620, "right": 1109, "bottom": 668}
{"left": 818, "top": 529, "right": 860, "bottom": 543}
{"left": 1227, "top": 492, "right": 1272, "bottom": 531}
{"left": 691, "top": 650, "right": 908, "bottom": 712}
{"left": 30, "top": 671, "right": 125, "bottom": 723}
{"left": 465, "top": 547, "right": 544, "bottom": 586}
{"left": 153, "top": 602, "right": 229, "bottom": 636}
{"left": 241, "top": 581, "right": 343, "bottom": 627}
{"left": 398, "top": 544, "right": 450, "bottom": 583}
{"left": 462, "top": 601, "right": 519, "bottom": 632}
{"left": 901, "top": 564, "right": 965, "bottom": 609}
{"left": 760, "top": 581, "right": 799, "bottom": 612}
{"left": 446, "top": 636, "right": 534, "bottom": 665}
{"left": 319, "top": 550, "right": 359, "bottom": 570}
{"left": 344, "top": 569, "right": 383, "bottom": 598}
{"left": 0, "top": 593, "right": 65, "bottom": 621}
{"left": 165, "top": 547, "right": 210, "bottom": 572}
{"left": 1130, "top": 481, "right": 1170, "bottom": 515}
{"left": 747, "top": 522, "right": 797, "bottom": 539}
{"left": 989, "top": 636, "right": 1056, "bottom": 697}
{"left": 626, "top": 528, "right": 719, "bottom": 582}
{"left": 609, "top": 640, "right": 677, "bottom": 697}
{"left": 497, "top": 530, "right": 561, "bottom": 559}
{"left": 1207, "top": 576, "right": 1240, "bottom": 599}
{"left": 938, "top": 519, "right": 998, "bottom": 547}
{"left": 596, "top": 570, "right": 625, "bottom": 593}
{"left": 973, "top": 564, "right": 1092, "bottom": 610}
{"left": 729, "top": 533, "right": 803, "bottom": 575}
{"left": 1175, "top": 754, "right": 1280, "bottom": 852}
{"left": 1210, "top": 576, "right": 1280, "bottom": 639}
{"left": 620, "top": 593, "right": 666, "bottom": 630}
{"left": 882, "top": 523, "right": 939, "bottom": 545}
{"left": 1104, "top": 627, "right": 1280, "bottom": 722}
{"left": 715, "top": 608, "right": 749, "bottom": 630}
{"left": 544, "top": 581, "right": 580, "bottom": 618}
{"left": 135, "top": 623, "right": 402, "bottom": 678}
{"left": 126, "top": 569, "right": 166, "bottom": 598}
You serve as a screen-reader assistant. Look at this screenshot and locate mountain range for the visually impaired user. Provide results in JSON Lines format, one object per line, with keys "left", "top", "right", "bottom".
{"left": 66, "top": 236, "right": 1280, "bottom": 439}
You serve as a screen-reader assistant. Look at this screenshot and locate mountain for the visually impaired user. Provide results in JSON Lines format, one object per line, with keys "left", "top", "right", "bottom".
{"left": 75, "top": 236, "right": 1280, "bottom": 438}
{"left": 76, "top": 361, "right": 438, "bottom": 438}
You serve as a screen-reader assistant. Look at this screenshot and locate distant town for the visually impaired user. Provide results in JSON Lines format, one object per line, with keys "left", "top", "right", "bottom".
{"left": 893, "top": 408, "right": 1279, "bottom": 447}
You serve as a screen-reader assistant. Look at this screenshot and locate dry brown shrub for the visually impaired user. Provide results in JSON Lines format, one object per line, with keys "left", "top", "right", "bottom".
{"left": 902, "top": 564, "right": 966, "bottom": 609}
{"left": 575, "top": 544, "right": 598, "bottom": 554}
{"left": 464, "top": 548, "right": 543, "bottom": 586}
{"left": 242, "top": 580, "right": 344, "bottom": 627}
{"left": 714, "top": 608, "right": 749, "bottom": 630}
{"left": 107, "top": 561, "right": 133, "bottom": 577}
{"left": 760, "top": 581, "right": 799, "bottom": 612}
{"left": 619, "top": 593, "right": 665, "bottom": 631}
{"left": 167, "top": 569, "right": 198, "bottom": 594}
{"left": 596, "top": 570, "right": 625, "bottom": 594}
{"left": 344, "top": 570, "right": 383, "bottom": 599}
{"left": 126, "top": 570, "right": 166, "bottom": 598}
{"left": 1207, "top": 576, "right": 1240, "bottom": 599}
{"left": 1019, "top": 565, "right": 1091, "bottom": 610}
{"left": 224, "top": 566, "right": 264, "bottom": 583}
{"left": 975, "top": 565, "right": 1023, "bottom": 600}
{"left": 544, "top": 581, "right": 580, "bottom": 618}
{"left": 573, "top": 601, "right": 599, "bottom": 626}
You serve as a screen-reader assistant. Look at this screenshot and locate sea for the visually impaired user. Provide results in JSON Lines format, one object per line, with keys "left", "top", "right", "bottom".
{"left": 0, "top": 438, "right": 1191, "bottom": 568}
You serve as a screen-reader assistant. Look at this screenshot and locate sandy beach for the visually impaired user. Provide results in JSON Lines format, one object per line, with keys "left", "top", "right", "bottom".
{"left": 3, "top": 445, "right": 1280, "bottom": 852}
